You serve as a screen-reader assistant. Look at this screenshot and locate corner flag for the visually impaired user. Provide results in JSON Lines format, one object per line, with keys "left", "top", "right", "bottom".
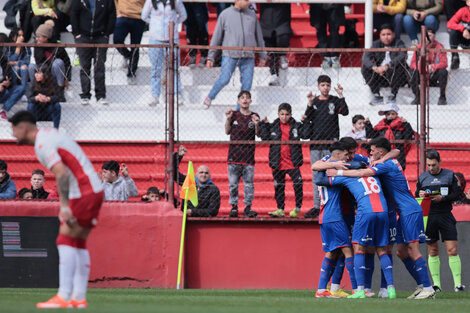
{"left": 180, "top": 161, "right": 198, "bottom": 207}
{"left": 416, "top": 197, "right": 431, "bottom": 231}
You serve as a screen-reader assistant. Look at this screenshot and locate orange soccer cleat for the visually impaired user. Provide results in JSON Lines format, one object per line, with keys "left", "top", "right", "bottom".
{"left": 315, "top": 290, "right": 339, "bottom": 298}
{"left": 70, "top": 298, "right": 88, "bottom": 308}
{"left": 36, "top": 295, "right": 71, "bottom": 309}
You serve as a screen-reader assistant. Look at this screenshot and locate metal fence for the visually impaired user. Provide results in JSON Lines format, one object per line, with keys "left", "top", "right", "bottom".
{"left": 1, "top": 36, "right": 469, "bottom": 211}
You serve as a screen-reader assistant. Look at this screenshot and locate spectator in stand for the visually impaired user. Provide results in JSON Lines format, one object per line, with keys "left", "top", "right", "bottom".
{"left": 259, "top": 103, "right": 308, "bottom": 218}
{"left": 410, "top": 28, "right": 448, "bottom": 105}
{"left": 71, "top": 0, "right": 116, "bottom": 105}
{"left": 30, "top": 169, "right": 50, "bottom": 199}
{"left": 445, "top": 0, "right": 467, "bottom": 20}
{"left": 361, "top": 24, "right": 409, "bottom": 106}
{"left": 27, "top": 67, "right": 62, "bottom": 129}
{"left": 28, "top": 21, "right": 71, "bottom": 102}
{"left": 141, "top": 186, "right": 164, "bottom": 202}
{"left": 54, "top": 0, "right": 73, "bottom": 40}
{"left": 225, "top": 91, "right": 260, "bottom": 217}
{"left": 114, "top": 0, "right": 146, "bottom": 85}
{"left": 402, "top": 0, "right": 442, "bottom": 47}
{"left": 373, "top": 0, "right": 406, "bottom": 36}
{"left": 101, "top": 161, "right": 138, "bottom": 201}
{"left": 31, "top": 0, "right": 57, "bottom": 36}
{"left": 303, "top": 75, "right": 349, "bottom": 218}
{"left": 447, "top": 0, "right": 470, "bottom": 70}
{"left": 184, "top": 2, "right": 209, "bottom": 68}
{"left": 309, "top": 3, "right": 345, "bottom": 69}
{"left": 203, "top": 0, "right": 266, "bottom": 109}
{"left": 0, "top": 32, "right": 28, "bottom": 120}
{"left": 345, "top": 114, "right": 368, "bottom": 141}
{"left": 141, "top": 0, "right": 186, "bottom": 107}
{"left": 260, "top": 3, "right": 291, "bottom": 87}
{"left": 174, "top": 146, "right": 221, "bottom": 217}
{"left": 0, "top": 159, "right": 17, "bottom": 199}
{"left": 18, "top": 188, "right": 33, "bottom": 200}
{"left": 365, "top": 102, "right": 414, "bottom": 170}
{"left": 4, "top": 28, "right": 30, "bottom": 89}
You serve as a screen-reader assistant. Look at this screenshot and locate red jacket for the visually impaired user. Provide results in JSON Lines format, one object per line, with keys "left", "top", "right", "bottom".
{"left": 410, "top": 40, "right": 447, "bottom": 72}
{"left": 447, "top": 6, "right": 470, "bottom": 33}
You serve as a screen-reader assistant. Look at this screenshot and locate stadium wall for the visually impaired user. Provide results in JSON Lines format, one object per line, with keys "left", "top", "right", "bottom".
{"left": 0, "top": 202, "right": 469, "bottom": 290}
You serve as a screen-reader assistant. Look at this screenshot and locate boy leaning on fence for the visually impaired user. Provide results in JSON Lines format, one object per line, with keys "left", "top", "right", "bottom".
{"left": 225, "top": 90, "right": 260, "bottom": 218}
{"left": 259, "top": 103, "right": 309, "bottom": 218}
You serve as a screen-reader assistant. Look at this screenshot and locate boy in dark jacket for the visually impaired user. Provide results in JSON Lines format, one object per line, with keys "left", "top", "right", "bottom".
{"left": 260, "top": 103, "right": 308, "bottom": 217}
{"left": 174, "top": 146, "right": 220, "bottom": 217}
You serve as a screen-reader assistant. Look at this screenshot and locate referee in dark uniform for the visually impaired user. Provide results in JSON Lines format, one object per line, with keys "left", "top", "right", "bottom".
{"left": 416, "top": 149, "right": 465, "bottom": 292}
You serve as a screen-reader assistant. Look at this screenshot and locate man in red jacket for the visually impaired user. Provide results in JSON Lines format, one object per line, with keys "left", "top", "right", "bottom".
{"left": 409, "top": 28, "right": 448, "bottom": 105}
{"left": 447, "top": 0, "right": 470, "bottom": 69}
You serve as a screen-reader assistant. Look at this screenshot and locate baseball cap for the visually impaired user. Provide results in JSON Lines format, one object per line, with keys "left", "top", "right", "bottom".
{"left": 378, "top": 102, "right": 399, "bottom": 116}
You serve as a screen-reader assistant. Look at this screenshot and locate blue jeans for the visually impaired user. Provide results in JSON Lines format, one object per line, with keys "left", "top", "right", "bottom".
{"left": 228, "top": 164, "right": 255, "bottom": 206}
{"left": 27, "top": 102, "right": 61, "bottom": 128}
{"left": 29, "top": 59, "right": 66, "bottom": 86}
{"left": 0, "top": 85, "right": 26, "bottom": 112}
{"left": 403, "top": 14, "right": 439, "bottom": 41}
{"left": 208, "top": 56, "right": 254, "bottom": 100}
{"left": 148, "top": 38, "right": 182, "bottom": 97}
{"left": 114, "top": 17, "right": 146, "bottom": 78}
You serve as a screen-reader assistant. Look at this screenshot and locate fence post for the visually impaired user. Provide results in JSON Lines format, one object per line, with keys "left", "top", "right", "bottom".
{"left": 168, "top": 22, "right": 175, "bottom": 206}
{"left": 418, "top": 26, "right": 428, "bottom": 175}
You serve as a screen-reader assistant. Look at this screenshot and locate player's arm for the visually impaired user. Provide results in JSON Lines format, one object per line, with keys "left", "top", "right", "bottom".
{"left": 311, "top": 159, "right": 349, "bottom": 171}
{"left": 51, "top": 162, "right": 74, "bottom": 225}
{"left": 326, "top": 168, "right": 375, "bottom": 177}
{"left": 370, "top": 148, "right": 400, "bottom": 166}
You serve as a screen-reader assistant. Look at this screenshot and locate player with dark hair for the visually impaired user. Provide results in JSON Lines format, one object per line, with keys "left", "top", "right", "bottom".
{"left": 9, "top": 110, "right": 103, "bottom": 308}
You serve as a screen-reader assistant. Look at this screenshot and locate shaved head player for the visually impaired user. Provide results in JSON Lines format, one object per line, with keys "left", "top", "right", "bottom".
{"left": 9, "top": 111, "right": 104, "bottom": 309}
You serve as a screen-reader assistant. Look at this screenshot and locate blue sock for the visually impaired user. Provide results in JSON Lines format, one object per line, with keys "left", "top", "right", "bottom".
{"left": 345, "top": 256, "right": 357, "bottom": 290}
{"left": 414, "top": 257, "right": 431, "bottom": 287}
{"left": 402, "top": 257, "right": 421, "bottom": 285}
{"left": 318, "top": 257, "right": 337, "bottom": 290}
{"left": 379, "top": 254, "right": 394, "bottom": 286}
{"left": 354, "top": 253, "right": 366, "bottom": 288}
{"left": 364, "top": 253, "right": 375, "bottom": 289}
{"left": 331, "top": 257, "right": 345, "bottom": 285}
{"left": 380, "top": 254, "right": 393, "bottom": 288}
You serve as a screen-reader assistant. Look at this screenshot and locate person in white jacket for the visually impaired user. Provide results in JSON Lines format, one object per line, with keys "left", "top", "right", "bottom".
{"left": 101, "top": 161, "right": 138, "bottom": 201}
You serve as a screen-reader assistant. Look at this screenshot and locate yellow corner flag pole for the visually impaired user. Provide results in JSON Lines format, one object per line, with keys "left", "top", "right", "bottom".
{"left": 176, "top": 161, "right": 198, "bottom": 290}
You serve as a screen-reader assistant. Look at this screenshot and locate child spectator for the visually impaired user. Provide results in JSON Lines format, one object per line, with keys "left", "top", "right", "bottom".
{"left": 345, "top": 114, "right": 368, "bottom": 140}
{"left": 141, "top": 186, "right": 162, "bottom": 202}
{"left": 0, "top": 159, "right": 17, "bottom": 199}
{"left": 303, "top": 75, "right": 348, "bottom": 218}
{"left": 225, "top": 91, "right": 260, "bottom": 218}
{"left": 18, "top": 188, "right": 33, "bottom": 200}
{"left": 259, "top": 103, "right": 308, "bottom": 218}
{"left": 141, "top": 0, "right": 186, "bottom": 107}
{"left": 28, "top": 20, "right": 71, "bottom": 102}
{"left": 447, "top": 0, "right": 470, "bottom": 70}
{"left": 27, "top": 68, "right": 62, "bottom": 129}
{"left": 101, "top": 161, "right": 138, "bottom": 201}
{"left": 30, "top": 169, "right": 50, "bottom": 199}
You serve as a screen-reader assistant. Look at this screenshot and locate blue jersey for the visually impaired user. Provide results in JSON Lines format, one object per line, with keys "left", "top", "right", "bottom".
{"left": 321, "top": 153, "right": 370, "bottom": 165}
{"left": 316, "top": 172, "right": 388, "bottom": 215}
{"left": 369, "top": 159, "right": 422, "bottom": 217}
{"left": 318, "top": 184, "right": 344, "bottom": 224}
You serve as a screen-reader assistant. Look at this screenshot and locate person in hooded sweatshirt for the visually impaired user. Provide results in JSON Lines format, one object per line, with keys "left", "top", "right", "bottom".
{"left": 0, "top": 159, "right": 17, "bottom": 199}
{"left": 101, "top": 160, "right": 138, "bottom": 201}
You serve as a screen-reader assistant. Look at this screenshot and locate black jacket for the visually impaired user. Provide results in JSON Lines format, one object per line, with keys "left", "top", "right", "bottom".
{"left": 31, "top": 186, "right": 49, "bottom": 199}
{"left": 259, "top": 3, "right": 292, "bottom": 38}
{"left": 26, "top": 80, "right": 62, "bottom": 106}
{"left": 174, "top": 153, "right": 220, "bottom": 217}
{"left": 33, "top": 42, "right": 72, "bottom": 81}
{"left": 259, "top": 118, "right": 308, "bottom": 169}
{"left": 70, "top": 0, "right": 116, "bottom": 38}
{"left": 362, "top": 38, "right": 407, "bottom": 70}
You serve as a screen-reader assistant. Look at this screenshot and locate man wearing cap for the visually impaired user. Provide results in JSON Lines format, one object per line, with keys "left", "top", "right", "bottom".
{"left": 366, "top": 102, "right": 415, "bottom": 170}
{"left": 361, "top": 24, "right": 409, "bottom": 106}
{"left": 409, "top": 28, "right": 448, "bottom": 105}
{"left": 28, "top": 21, "right": 71, "bottom": 102}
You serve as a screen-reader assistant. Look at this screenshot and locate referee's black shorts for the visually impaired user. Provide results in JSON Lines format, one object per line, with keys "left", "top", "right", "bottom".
{"left": 425, "top": 212, "right": 458, "bottom": 243}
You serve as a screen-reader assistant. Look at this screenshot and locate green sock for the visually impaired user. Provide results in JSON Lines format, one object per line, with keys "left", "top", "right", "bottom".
{"left": 449, "top": 255, "right": 462, "bottom": 287}
{"left": 428, "top": 255, "right": 441, "bottom": 288}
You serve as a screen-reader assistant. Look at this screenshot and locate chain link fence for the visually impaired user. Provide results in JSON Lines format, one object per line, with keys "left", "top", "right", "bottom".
{"left": 2, "top": 40, "right": 469, "bottom": 211}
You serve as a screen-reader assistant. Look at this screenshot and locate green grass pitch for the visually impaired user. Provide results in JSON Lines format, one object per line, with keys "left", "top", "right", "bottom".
{"left": 1, "top": 289, "right": 469, "bottom": 313}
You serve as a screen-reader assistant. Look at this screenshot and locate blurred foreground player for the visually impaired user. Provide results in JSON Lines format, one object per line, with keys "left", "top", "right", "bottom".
{"left": 9, "top": 111, "right": 104, "bottom": 309}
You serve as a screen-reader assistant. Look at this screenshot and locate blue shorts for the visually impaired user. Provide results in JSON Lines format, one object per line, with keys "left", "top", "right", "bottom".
{"left": 352, "top": 212, "right": 389, "bottom": 247}
{"left": 388, "top": 210, "right": 398, "bottom": 245}
{"left": 399, "top": 212, "right": 426, "bottom": 244}
{"left": 320, "top": 220, "right": 352, "bottom": 252}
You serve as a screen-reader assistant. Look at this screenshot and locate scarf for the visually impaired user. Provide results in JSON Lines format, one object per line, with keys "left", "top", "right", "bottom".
{"left": 374, "top": 117, "right": 412, "bottom": 155}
